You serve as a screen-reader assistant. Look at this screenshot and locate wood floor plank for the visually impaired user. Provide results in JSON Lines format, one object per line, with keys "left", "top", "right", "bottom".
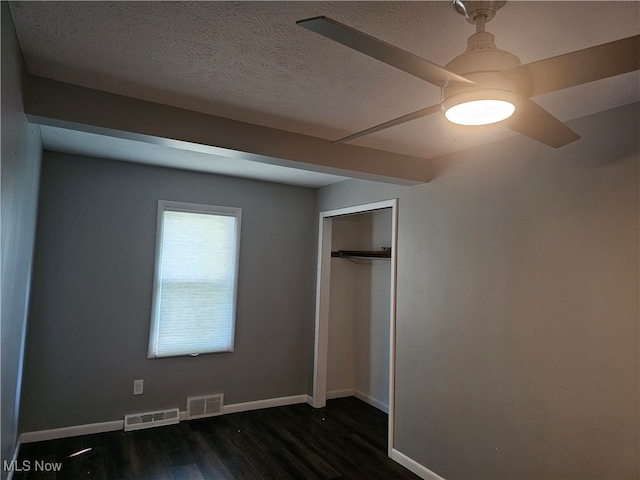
{"left": 170, "top": 463, "right": 206, "bottom": 480}
{"left": 257, "top": 417, "right": 341, "bottom": 479}
{"left": 214, "top": 418, "right": 298, "bottom": 480}
{"left": 181, "top": 423, "right": 233, "bottom": 479}
{"left": 272, "top": 409, "right": 371, "bottom": 480}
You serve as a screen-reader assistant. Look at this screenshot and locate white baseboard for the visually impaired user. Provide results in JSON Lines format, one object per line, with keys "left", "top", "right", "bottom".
{"left": 20, "top": 394, "right": 309, "bottom": 443}
{"left": 326, "top": 388, "right": 354, "bottom": 399}
{"left": 325, "top": 388, "right": 389, "bottom": 413}
{"left": 391, "top": 448, "right": 446, "bottom": 480}
{"left": 354, "top": 389, "right": 389, "bottom": 414}
{"left": 221, "top": 394, "right": 307, "bottom": 414}
{"left": 21, "top": 419, "right": 124, "bottom": 443}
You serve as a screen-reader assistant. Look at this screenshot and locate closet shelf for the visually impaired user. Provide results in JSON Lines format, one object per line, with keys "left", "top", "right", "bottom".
{"left": 331, "top": 249, "right": 391, "bottom": 259}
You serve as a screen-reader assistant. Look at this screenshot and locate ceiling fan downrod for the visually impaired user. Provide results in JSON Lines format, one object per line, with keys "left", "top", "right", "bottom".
{"left": 453, "top": 0, "right": 506, "bottom": 32}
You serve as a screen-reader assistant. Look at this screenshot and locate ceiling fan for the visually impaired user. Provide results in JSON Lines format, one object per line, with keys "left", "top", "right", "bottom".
{"left": 297, "top": 1, "right": 640, "bottom": 148}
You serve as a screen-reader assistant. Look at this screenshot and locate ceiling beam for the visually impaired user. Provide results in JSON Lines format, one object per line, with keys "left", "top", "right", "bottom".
{"left": 24, "top": 75, "right": 437, "bottom": 185}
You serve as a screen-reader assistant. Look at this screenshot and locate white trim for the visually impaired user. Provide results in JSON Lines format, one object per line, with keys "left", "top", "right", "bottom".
{"left": 319, "top": 200, "right": 398, "bottom": 218}
{"left": 326, "top": 388, "right": 354, "bottom": 399}
{"left": 325, "top": 389, "right": 389, "bottom": 413}
{"left": 21, "top": 419, "right": 124, "bottom": 443}
{"left": 387, "top": 198, "right": 399, "bottom": 455}
{"left": 354, "top": 390, "right": 389, "bottom": 414}
{"left": 313, "top": 198, "right": 399, "bottom": 455}
{"left": 311, "top": 214, "right": 332, "bottom": 408}
{"left": 391, "top": 449, "right": 447, "bottom": 480}
{"left": 221, "top": 394, "right": 307, "bottom": 414}
{"left": 20, "top": 394, "right": 308, "bottom": 443}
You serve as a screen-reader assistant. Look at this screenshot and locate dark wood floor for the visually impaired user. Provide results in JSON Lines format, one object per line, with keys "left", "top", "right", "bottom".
{"left": 15, "top": 397, "right": 421, "bottom": 479}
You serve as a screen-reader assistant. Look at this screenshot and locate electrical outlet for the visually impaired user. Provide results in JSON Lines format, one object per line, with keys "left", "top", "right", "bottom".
{"left": 133, "top": 379, "right": 144, "bottom": 395}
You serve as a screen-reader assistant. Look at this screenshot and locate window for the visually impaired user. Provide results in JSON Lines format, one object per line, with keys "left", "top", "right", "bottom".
{"left": 148, "top": 200, "right": 241, "bottom": 358}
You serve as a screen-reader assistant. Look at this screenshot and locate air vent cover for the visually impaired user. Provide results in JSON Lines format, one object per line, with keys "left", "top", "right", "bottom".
{"left": 186, "top": 394, "right": 224, "bottom": 420}
{"left": 124, "top": 408, "right": 179, "bottom": 431}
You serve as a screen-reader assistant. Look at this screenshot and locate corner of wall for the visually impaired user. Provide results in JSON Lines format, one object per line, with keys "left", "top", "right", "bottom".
{"left": 1, "top": 3, "right": 43, "bottom": 477}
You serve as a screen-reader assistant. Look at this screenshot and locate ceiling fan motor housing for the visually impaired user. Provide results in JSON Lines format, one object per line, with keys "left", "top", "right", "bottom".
{"left": 441, "top": 31, "right": 524, "bottom": 116}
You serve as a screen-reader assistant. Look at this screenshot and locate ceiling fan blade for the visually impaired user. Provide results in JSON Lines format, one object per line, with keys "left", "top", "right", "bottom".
{"left": 503, "top": 99, "right": 580, "bottom": 148}
{"left": 335, "top": 104, "right": 441, "bottom": 143}
{"left": 297, "top": 16, "right": 475, "bottom": 88}
{"left": 503, "top": 35, "right": 640, "bottom": 97}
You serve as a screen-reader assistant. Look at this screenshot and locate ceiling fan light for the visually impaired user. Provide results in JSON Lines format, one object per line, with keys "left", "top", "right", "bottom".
{"left": 445, "top": 99, "right": 515, "bottom": 125}
{"left": 442, "top": 89, "right": 519, "bottom": 126}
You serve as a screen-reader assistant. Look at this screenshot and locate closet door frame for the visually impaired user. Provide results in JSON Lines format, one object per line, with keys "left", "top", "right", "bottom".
{"left": 310, "top": 198, "right": 398, "bottom": 457}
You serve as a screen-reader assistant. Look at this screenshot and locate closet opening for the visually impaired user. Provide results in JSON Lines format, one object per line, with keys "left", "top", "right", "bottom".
{"left": 311, "top": 199, "right": 398, "bottom": 456}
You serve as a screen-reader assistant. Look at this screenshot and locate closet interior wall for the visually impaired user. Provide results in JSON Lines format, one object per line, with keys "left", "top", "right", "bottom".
{"left": 326, "top": 208, "right": 392, "bottom": 412}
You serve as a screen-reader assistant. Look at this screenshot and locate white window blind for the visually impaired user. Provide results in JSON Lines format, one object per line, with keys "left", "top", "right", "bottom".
{"left": 148, "top": 201, "right": 241, "bottom": 358}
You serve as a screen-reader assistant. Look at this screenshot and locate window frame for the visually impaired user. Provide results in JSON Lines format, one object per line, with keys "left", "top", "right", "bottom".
{"left": 147, "top": 200, "right": 242, "bottom": 359}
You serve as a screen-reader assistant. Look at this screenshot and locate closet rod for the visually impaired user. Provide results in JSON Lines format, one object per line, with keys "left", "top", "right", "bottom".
{"left": 331, "top": 249, "right": 391, "bottom": 259}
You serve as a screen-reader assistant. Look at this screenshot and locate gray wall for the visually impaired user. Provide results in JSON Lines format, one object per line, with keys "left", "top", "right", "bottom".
{"left": 317, "top": 103, "right": 639, "bottom": 480}
{"left": 0, "top": 3, "right": 42, "bottom": 474}
{"left": 20, "top": 152, "right": 316, "bottom": 432}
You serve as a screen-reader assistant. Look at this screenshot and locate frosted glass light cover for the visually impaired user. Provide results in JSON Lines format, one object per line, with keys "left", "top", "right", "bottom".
{"left": 444, "top": 99, "right": 516, "bottom": 126}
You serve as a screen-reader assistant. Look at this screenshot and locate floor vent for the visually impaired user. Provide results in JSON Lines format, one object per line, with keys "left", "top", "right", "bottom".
{"left": 124, "top": 408, "right": 180, "bottom": 432}
{"left": 186, "top": 394, "right": 224, "bottom": 420}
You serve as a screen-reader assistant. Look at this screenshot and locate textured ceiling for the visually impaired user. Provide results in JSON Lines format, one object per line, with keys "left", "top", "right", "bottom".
{"left": 8, "top": 1, "right": 640, "bottom": 183}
